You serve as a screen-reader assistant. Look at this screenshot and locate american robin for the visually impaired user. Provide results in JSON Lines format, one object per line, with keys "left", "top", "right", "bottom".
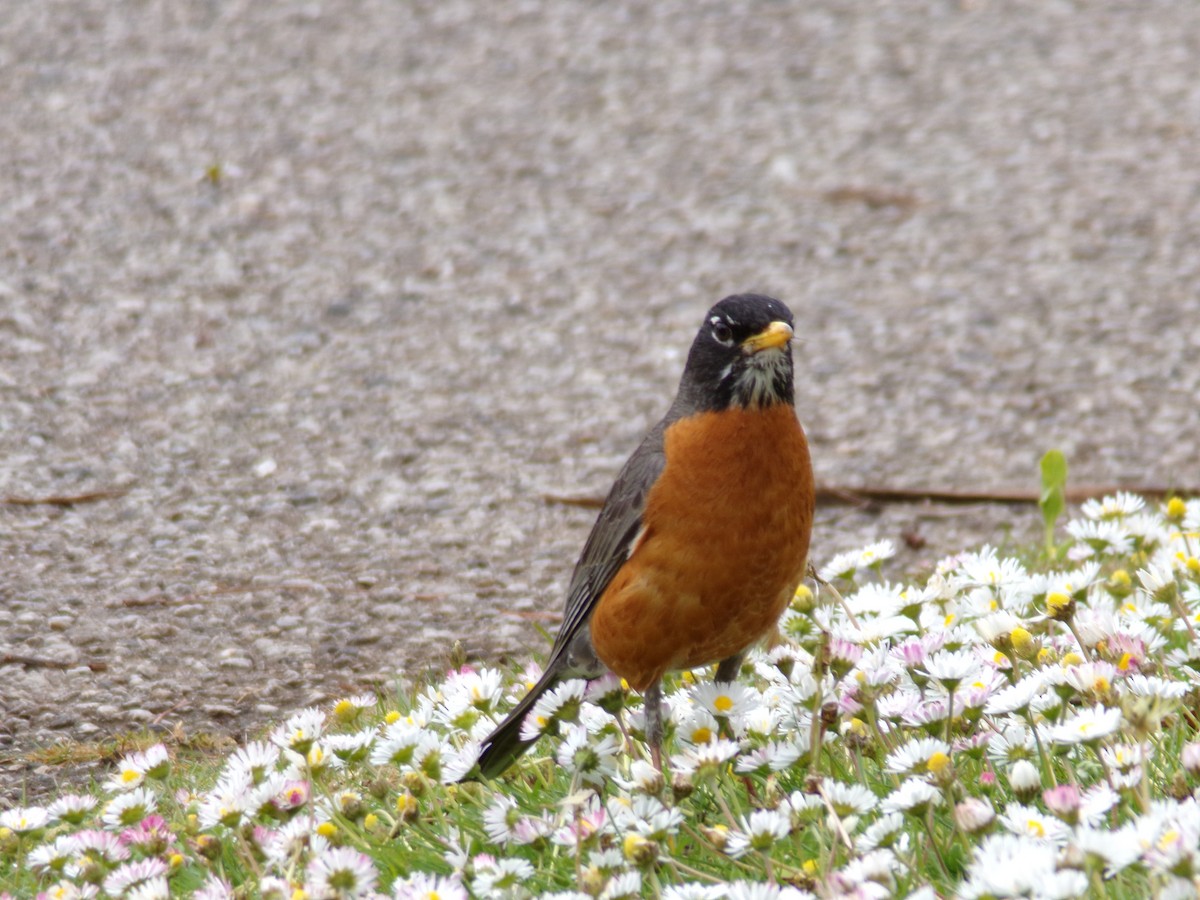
{"left": 469, "top": 293, "right": 814, "bottom": 779}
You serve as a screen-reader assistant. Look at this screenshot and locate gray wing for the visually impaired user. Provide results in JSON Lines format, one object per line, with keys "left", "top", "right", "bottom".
{"left": 547, "top": 418, "right": 669, "bottom": 663}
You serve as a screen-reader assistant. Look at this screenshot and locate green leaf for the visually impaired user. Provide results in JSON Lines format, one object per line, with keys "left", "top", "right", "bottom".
{"left": 1039, "top": 449, "right": 1068, "bottom": 558}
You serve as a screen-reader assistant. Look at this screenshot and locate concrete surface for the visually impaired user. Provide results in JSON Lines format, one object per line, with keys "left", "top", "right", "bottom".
{"left": 2, "top": 0, "right": 1199, "bottom": 800}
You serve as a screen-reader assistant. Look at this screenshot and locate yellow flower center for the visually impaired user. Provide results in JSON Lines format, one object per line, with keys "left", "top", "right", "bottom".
{"left": 927, "top": 752, "right": 952, "bottom": 776}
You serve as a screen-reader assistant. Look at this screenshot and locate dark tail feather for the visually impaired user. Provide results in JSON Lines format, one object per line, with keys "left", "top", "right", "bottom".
{"left": 467, "top": 666, "right": 562, "bottom": 780}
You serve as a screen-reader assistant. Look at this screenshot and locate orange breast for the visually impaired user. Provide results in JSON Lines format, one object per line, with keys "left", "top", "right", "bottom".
{"left": 589, "top": 404, "right": 814, "bottom": 691}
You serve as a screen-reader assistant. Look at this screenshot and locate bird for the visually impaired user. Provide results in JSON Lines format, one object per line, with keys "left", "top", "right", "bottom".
{"left": 468, "top": 293, "right": 814, "bottom": 779}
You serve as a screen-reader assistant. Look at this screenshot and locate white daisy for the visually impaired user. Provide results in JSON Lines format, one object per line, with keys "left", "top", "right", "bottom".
{"left": 306, "top": 846, "right": 378, "bottom": 898}
{"left": 724, "top": 808, "right": 792, "bottom": 858}
{"left": 1047, "top": 705, "right": 1122, "bottom": 746}
{"left": 880, "top": 778, "right": 941, "bottom": 816}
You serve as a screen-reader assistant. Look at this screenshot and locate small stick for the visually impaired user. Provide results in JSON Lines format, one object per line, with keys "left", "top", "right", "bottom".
{"left": 3, "top": 488, "right": 131, "bottom": 508}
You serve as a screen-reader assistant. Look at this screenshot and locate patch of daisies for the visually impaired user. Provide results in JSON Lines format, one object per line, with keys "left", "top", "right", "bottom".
{"left": 4, "top": 494, "right": 1200, "bottom": 898}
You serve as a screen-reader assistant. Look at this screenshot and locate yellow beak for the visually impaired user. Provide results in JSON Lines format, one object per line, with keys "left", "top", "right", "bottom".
{"left": 740, "top": 320, "right": 793, "bottom": 354}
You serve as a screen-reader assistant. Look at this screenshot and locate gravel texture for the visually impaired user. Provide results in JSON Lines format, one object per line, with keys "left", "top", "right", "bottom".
{"left": 2, "top": 0, "right": 1198, "bottom": 801}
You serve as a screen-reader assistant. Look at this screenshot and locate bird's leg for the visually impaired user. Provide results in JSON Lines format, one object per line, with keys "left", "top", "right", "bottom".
{"left": 714, "top": 652, "right": 746, "bottom": 684}
{"left": 713, "top": 653, "right": 747, "bottom": 740}
{"left": 644, "top": 679, "right": 666, "bottom": 775}
{"left": 716, "top": 651, "right": 761, "bottom": 800}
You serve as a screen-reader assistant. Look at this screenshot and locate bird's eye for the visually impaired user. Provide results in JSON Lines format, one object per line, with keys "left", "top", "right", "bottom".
{"left": 711, "top": 321, "right": 734, "bottom": 346}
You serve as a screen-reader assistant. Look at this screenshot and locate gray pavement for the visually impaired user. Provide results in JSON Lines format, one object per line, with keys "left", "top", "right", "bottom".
{"left": 2, "top": 0, "right": 1198, "bottom": 799}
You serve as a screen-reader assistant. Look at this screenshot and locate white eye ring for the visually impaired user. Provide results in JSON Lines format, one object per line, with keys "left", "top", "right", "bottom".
{"left": 710, "top": 319, "right": 734, "bottom": 346}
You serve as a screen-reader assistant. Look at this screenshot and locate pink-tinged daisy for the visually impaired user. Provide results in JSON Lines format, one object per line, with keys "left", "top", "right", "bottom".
{"left": 271, "top": 778, "right": 311, "bottom": 813}
{"left": 1183, "top": 741, "right": 1200, "bottom": 775}
{"left": 549, "top": 796, "right": 607, "bottom": 848}
{"left": 953, "top": 798, "right": 995, "bottom": 834}
{"left": 890, "top": 636, "right": 930, "bottom": 670}
{"left": 122, "top": 877, "right": 170, "bottom": 900}
{"left": 66, "top": 829, "right": 131, "bottom": 864}
{"left": 306, "top": 846, "right": 378, "bottom": 898}
{"left": 193, "top": 874, "right": 235, "bottom": 900}
{"left": 103, "top": 858, "right": 169, "bottom": 897}
{"left": 1041, "top": 784, "right": 1082, "bottom": 824}
{"left": 118, "top": 814, "right": 175, "bottom": 854}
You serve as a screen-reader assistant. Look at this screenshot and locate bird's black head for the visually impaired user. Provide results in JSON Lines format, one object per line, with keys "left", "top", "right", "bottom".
{"left": 674, "top": 293, "right": 796, "bottom": 414}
